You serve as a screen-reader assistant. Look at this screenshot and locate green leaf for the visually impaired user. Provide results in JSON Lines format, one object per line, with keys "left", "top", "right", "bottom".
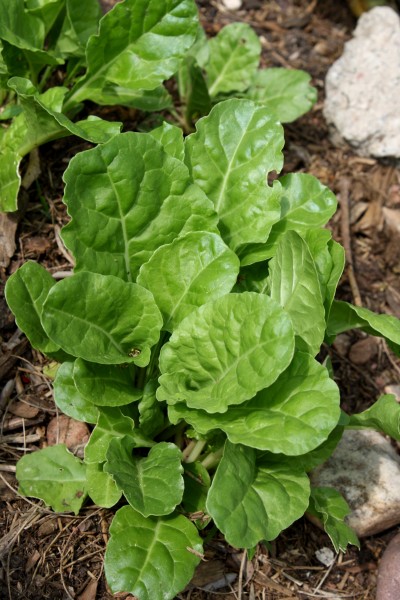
{"left": 104, "top": 505, "right": 203, "bottom": 600}
{"left": 86, "top": 461, "right": 122, "bottom": 508}
{"left": 239, "top": 173, "right": 337, "bottom": 266}
{"left": 72, "top": 358, "right": 142, "bottom": 407}
{"left": 5, "top": 261, "right": 60, "bottom": 354}
{"left": 8, "top": 76, "right": 122, "bottom": 147}
{"left": 105, "top": 439, "right": 184, "bottom": 516}
{"left": 25, "top": 0, "right": 64, "bottom": 36}
{"left": 178, "top": 56, "right": 211, "bottom": 127}
{"left": 16, "top": 444, "right": 87, "bottom": 514}
{"left": 308, "top": 487, "right": 360, "bottom": 553}
{"left": 84, "top": 407, "right": 153, "bottom": 464}
{"left": 137, "top": 232, "right": 240, "bottom": 331}
{"left": 182, "top": 461, "right": 211, "bottom": 514}
{"left": 55, "top": 0, "right": 101, "bottom": 58}
{"left": 185, "top": 99, "right": 283, "bottom": 252}
{"left": 158, "top": 292, "right": 294, "bottom": 413}
{"left": 149, "top": 121, "right": 184, "bottom": 161}
{"left": 42, "top": 272, "right": 163, "bottom": 366}
{"left": 53, "top": 361, "right": 99, "bottom": 424}
{"left": 138, "top": 379, "right": 165, "bottom": 437}
{"left": 245, "top": 68, "right": 317, "bottom": 123}
{"left": 66, "top": 0, "right": 199, "bottom": 107}
{"left": 348, "top": 394, "right": 400, "bottom": 440}
{"left": 206, "top": 442, "right": 310, "bottom": 548}
{"left": 268, "top": 231, "right": 326, "bottom": 355}
{"left": 326, "top": 301, "right": 400, "bottom": 354}
{"left": 290, "top": 424, "right": 345, "bottom": 472}
{"left": 0, "top": 0, "right": 50, "bottom": 56}
{"left": 169, "top": 352, "right": 340, "bottom": 455}
{"left": 61, "top": 132, "right": 218, "bottom": 281}
{"left": 325, "top": 240, "right": 345, "bottom": 319}
{"left": 206, "top": 23, "right": 261, "bottom": 97}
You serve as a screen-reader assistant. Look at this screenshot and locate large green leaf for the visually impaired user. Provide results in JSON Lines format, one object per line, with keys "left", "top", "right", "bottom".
{"left": 104, "top": 505, "right": 203, "bottom": 600}
{"left": 53, "top": 361, "right": 99, "bottom": 424}
{"left": 65, "top": 0, "right": 199, "bottom": 108}
{"left": 61, "top": 132, "right": 218, "bottom": 281}
{"left": 86, "top": 461, "right": 122, "bottom": 508}
{"left": 268, "top": 231, "right": 326, "bottom": 355}
{"left": 137, "top": 232, "right": 240, "bottom": 331}
{"left": 158, "top": 292, "right": 294, "bottom": 413}
{"left": 105, "top": 439, "right": 184, "bottom": 516}
{"left": 16, "top": 444, "right": 87, "bottom": 514}
{"left": 185, "top": 99, "right": 283, "bottom": 252}
{"left": 245, "top": 68, "right": 317, "bottom": 123}
{"left": 25, "top": 0, "right": 64, "bottom": 35}
{"left": 239, "top": 173, "right": 337, "bottom": 266}
{"left": 72, "top": 358, "right": 141, "bottom": 407}
{"left": 42, "top": 272, "right": 163, "bottom": 366}
{"left": 5, "top": 261, "right": 60, "bottom": 354}
{"left": 205, "top": 23, "right": 261, "bottom": 97}
{"left": 84, "top": 407, "right": 153, "bottom": 464}
{"left": 326, "top": 300, "right": 400, "bottom": 355}
{"left": 308, "top": 487, "right": 359, "bottom": 553}
{"left": 168, "top": 352, "right": 340, "bottom": 455}
{"left": 206, "top": 442, "right": 310, "bottom": 548}
{"left": 348, "top": 394, "right": 400, "bottom": 440}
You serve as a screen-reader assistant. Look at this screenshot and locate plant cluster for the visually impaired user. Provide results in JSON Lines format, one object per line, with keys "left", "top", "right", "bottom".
{"left": 0, "top": 0, "right": 316, "bottom": 211}
{"left": 4, "top": 2, "right": 400, "bottom": 600}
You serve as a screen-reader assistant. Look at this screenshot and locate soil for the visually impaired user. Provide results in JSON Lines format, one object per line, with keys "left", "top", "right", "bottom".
{"left": 1, "top": 1, "right": 400, "bottom": 599}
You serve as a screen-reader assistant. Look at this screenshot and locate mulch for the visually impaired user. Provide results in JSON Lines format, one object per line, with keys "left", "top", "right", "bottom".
{"left": 1, "top": 1, "right": 400, "bottom": 598}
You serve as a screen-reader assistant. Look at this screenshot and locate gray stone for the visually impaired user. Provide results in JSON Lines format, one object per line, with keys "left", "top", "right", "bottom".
{"left": 311, "top": 429, "right": 400, "bottom": 537}
{"left": 221, "top": 0, "right": 242, "bottom": 9}
{"left": 324, "top": 7, "right": 400, "bottom": 159}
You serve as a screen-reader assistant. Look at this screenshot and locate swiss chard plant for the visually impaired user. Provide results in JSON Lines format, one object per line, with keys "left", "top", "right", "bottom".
{"left": 0, "top": 0, "right": 316, "bottom": 212}
{"left": 7, "top": 98, "right": 400, "bottom": 600}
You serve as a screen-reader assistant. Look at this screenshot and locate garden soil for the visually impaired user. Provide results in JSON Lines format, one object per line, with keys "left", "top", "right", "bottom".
{"left": 1, "top": 1, "right": 400, "bottom": 599}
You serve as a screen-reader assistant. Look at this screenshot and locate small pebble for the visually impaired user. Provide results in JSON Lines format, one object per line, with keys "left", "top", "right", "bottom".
{"left": 315, "top": 547, "right": 335, "bottom": 567}
{"left": 222, "top": 0, "right": 242, "bottom": 9}
{"left": 348, "top": 337, "right": 377, "bottom": 365}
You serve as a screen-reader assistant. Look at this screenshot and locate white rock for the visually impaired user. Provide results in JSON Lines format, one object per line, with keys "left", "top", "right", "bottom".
{"left": 324, "top": 7, "right": 400, "bottom": 159}
{"left": 311, "top": 429, "right": 400, "bottom": 537}
{"left": 221, "top": 0, "right": 242, "bottom": 9}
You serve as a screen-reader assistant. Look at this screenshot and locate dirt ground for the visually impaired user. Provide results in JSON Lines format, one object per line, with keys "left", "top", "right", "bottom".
{"left": 1, "top": 1, "right": 400, "bottom": 599}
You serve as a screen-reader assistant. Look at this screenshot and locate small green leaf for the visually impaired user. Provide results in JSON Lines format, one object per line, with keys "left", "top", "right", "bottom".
{"left": 16, "top": 444, "right": 87, "bottom": 514}
{"left": 158, "top": 292, "right": 294, "bottom": 414}
{"left": 178, "top": 56, "right": 211, "bottom": 127}
{"left": 137, "top": 231, "right": 240, "bottom": 331}
{"left": 168, "top": 352, "right": 340, "bottom": 455}
{"left": 42, "top": 272, "right": 163, "bottom": 366}
{"left": 105, "top": 505, "right": 203, "bottom": 600}
{"left": 348, "top": 394, "right": 400, "bottom": 440}
{"left": 54, "top": 361, "right": 99, "bottom": 424}
{"left": 86, "top": 461, "right": 122, "bottom": 508}
{"left": 206, "top": 23, "right": 261, "bottom": 97}
{"left": 55, "top": 0, "right": 101, "bottom": 58}
{"left": 327, "top": 301, "right": 400, "bottom": 355}
{"left": 73, "top": 359, "right": 142, "bottom": 407}
{"left": 206, "top": 442, "right": 310, "bottom": 548}
{"left": 5, "top": 261, "right": 60, "bottom": 354}
{"left": 84, "top": 407, "right": 152, "bottom": 464}
{"left": 308, "top": 487, "right": 360, "bottom": 553}
{"left": 62, "top": 132, "right": 218, "bottom": 281}
{"left": 138, "top": 379, "right": 165, "bottom": 437}
{"left": 182, "top": 461, "right": 211, "bottom": 514}
{"left": 149, "top": 121, "right": 184, "bottom": 161}
{"left": 185, "top": 99, "right": 283, "bottom": 252}
{"left": 245, "top": 68, "right": 317, "bottom": 123}
{"left": 268, "top": 231, "right": 326, "bottom": 356}
{"left": 105, "top": 439, "right": 184, "bottom": 516}
{"left": 239, "top": 173, "right": 337, "bottom": 266}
